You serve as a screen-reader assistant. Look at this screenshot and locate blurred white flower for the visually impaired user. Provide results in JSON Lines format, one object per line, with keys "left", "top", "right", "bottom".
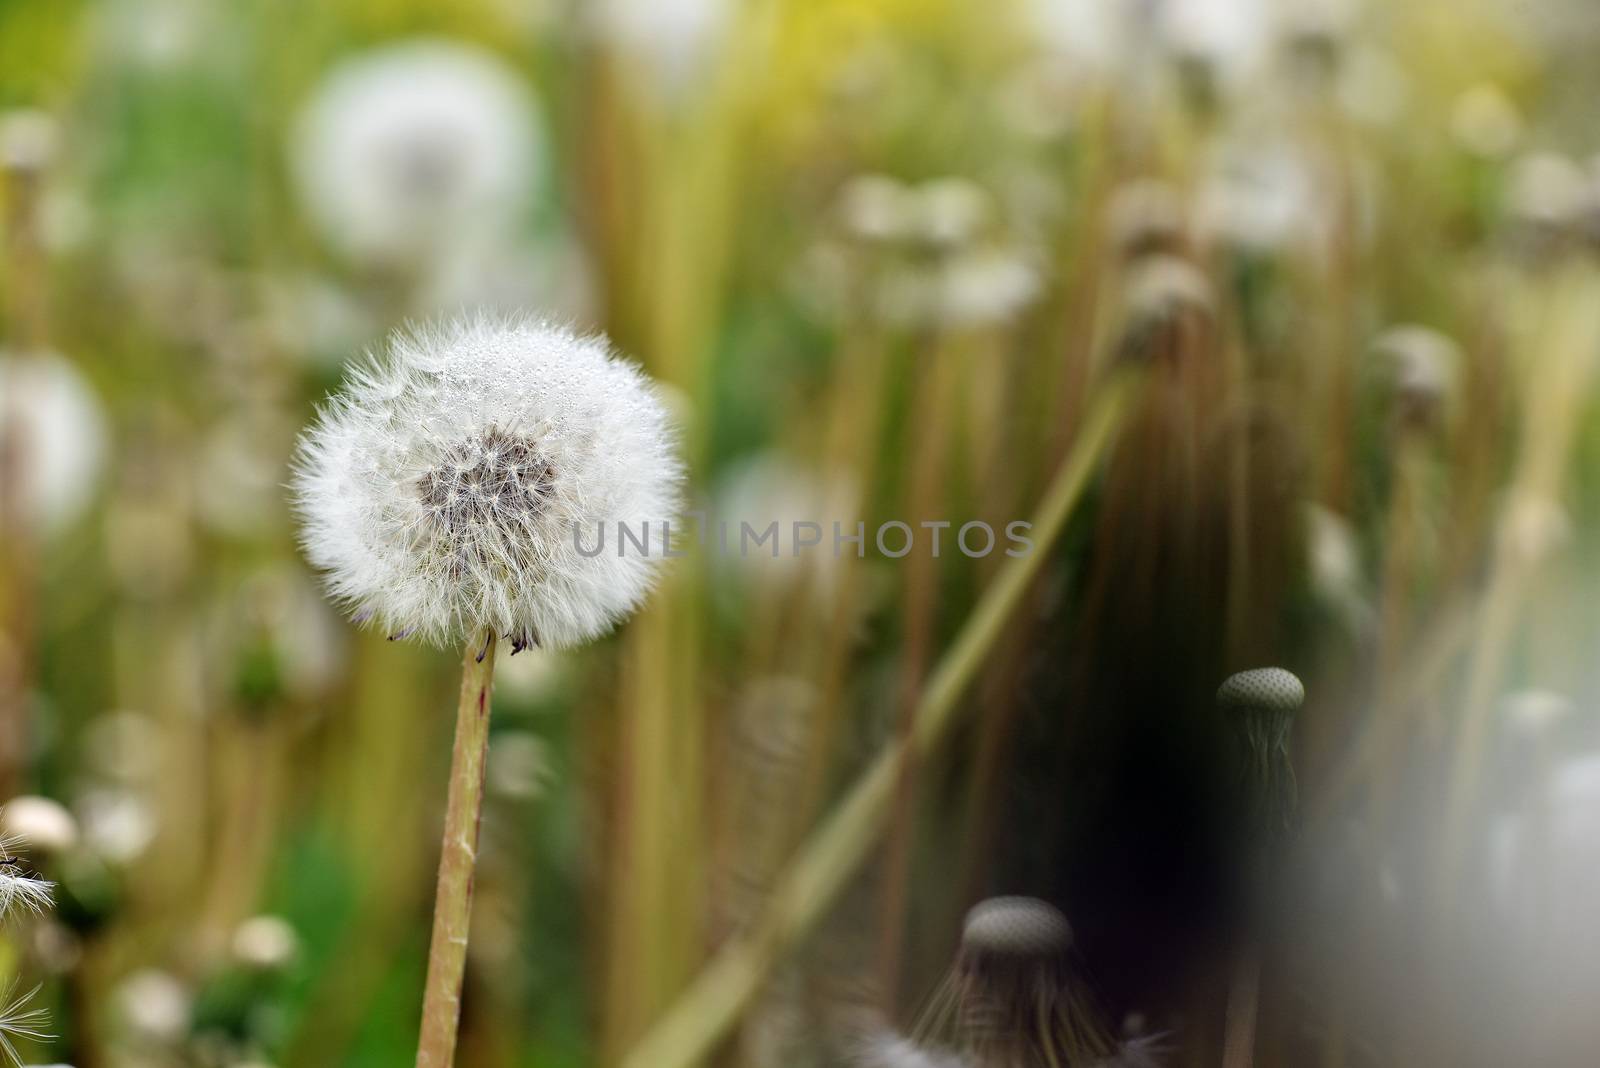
{"left": 76, "top": 789, "right": 157, "bottom": 864}
{"left": 116, "top": 969, "right": 190, "bottom": 1044}
{"left": 290, "top": 40, "right": 542, "bottom": 267}
{"left": 939, "top": 248, "right": 1041, "bottom": 328}
{"left": 590, "top": 0, "right": 729, "bottom": 93}
{"left": 0, "top": 797, "right": 78, "bottom": 855}
{"left": 231, "top": 915, "right": 299, "bottom": 970}
{"left": 1025, "top": 0, "right": 1125, "bottom": 76}
{"left": 837, "top": 175, "right": 915, "bottom": 244}
{"left": 292, "top": 315, "right": 682, "bottom": 650}
{"left": 1504, "top": 151, "right": 1592, "bottom": 234}
{"left": 1162, "top": 0, "right": 1271, "bottom": 92}
{"left": 0, "top": 351, "right": 108, "bottom": 533}
{"left": 1370, "top": 324, "right": 1460, "bottom": 427}
{"left": 908, "top": 178, "right": 993, "bottom": 249}
{"left": 0, "top": 110, "right": 59, "bottom": 173}
{"left": 93, "top": 0, "right": 227, "bottom": 72}
{"left": 493, "top": 644, "right": 565, "bottom": 703}
{"left": 1197, "top": 138, "right": 1343, "bottom": 260}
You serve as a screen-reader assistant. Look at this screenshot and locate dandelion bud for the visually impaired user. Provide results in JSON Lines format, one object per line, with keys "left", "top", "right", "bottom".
{"left": 292, "top": 315, "right": 682, "bottom": 650}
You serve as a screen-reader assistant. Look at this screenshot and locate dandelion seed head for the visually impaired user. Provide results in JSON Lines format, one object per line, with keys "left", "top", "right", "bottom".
{"left": 231, "top": 915, "right": 299, "bottom": 971}
{"left": 292, "top": 315, "right": 682, "bottom": 650}
{"left": 116, "top": 969, "right": 190, "bottom": 1044}
{"left": 0, "top": 982, "right": 50, "bottom": 1068}
{"left": 0, "top": 796, "right": 78, "bottom": 855}
{"left": 0, "top": 831, "right": 52, "bottom": 919}
{"left": 1371, "top": 325, "right": 1459, "bottom": 424}
{"left": 0, "top": 109, "right": 59, "bottom": 173}
{"left": 0, "top": 351, "right": 109, "bottom": 533}
{"left": 290, "top": 40, "right": 541, "bottom": 266}
{"left": 590, "top": 0, "right": 730, "bottom": 93}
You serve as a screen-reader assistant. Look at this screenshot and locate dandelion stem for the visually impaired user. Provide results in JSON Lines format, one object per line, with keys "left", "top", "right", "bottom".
{"left": 416, "top": 629, "right": 497, "bottom": 1068}
{"left": 1222, "top": 943, "right": 1261, "bottom": 1068}
{"left": 618, "top": 371, "right": 1141, "bottom": 1068}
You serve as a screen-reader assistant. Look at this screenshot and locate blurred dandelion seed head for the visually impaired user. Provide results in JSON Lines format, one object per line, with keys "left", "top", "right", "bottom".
{"left": 290, "top": 40, "right": 542, "bottom": 267}
{"left": 292, "top": 315, "right": 682, "bottom": 649}
{"left": 1371, "top": 325, "right": 1461, "bottom": 429}
{"left": 0, "top": 110, "right": 59, "bottom": 174}
{"left": 115, "top": 969, "right": 191, "bottom": 1045}
{"left": 0, "top": 352, "right": 110, "bottom": 534}
{"left": 231, "top": 915, "right": 299, "bottom": 971}
{"left": 0, "top": 797, "right": 79, "bottom": 856}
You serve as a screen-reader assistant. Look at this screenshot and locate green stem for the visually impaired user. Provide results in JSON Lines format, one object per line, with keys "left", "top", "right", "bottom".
{"left": 415, "top": 630, "right": 497, "bottom": 1068}
{"left": 618, "top": 372, "right": 1141, "bottom": 1068}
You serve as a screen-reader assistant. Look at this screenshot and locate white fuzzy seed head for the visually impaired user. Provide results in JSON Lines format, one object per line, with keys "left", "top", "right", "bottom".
{"left": 0, "top": 832, "right": 52, "bottom": 920}
{"left": 0, "top": 351, "right": 109, "bottom": 534}
{"left": 0, "top": 982, "right": 49, "bottom": 1068}
{"left": 289, "top": 39, "right": 542, "bottom": 266}
{"left": 292, "top": 315, "right": 682, "bottom": 650}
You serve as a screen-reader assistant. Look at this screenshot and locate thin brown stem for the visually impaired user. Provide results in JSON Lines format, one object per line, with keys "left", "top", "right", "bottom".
{"left": 416, "top": 630, "right": 497, "bottom": 1068}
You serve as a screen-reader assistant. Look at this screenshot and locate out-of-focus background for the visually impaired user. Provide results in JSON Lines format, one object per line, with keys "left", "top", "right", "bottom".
{"left": 3, "top": 0, "right": 1600, "bottom": 1065}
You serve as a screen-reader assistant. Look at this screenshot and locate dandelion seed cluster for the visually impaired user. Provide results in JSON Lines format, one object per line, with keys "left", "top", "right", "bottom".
{"left": 292, "top": 316, "right": 682, "bottom": 650}
{"left": 289, "top": 40, "right": 541, "bottom": 265}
